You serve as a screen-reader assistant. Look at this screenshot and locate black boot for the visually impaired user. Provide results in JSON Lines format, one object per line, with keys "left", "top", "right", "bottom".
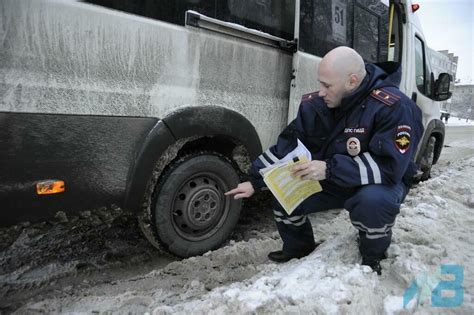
{"left": 268, "top": 244, "right": 318, "bottom": 263}
{"left": 361, "top": 253, "right": 387, "bottom": 275}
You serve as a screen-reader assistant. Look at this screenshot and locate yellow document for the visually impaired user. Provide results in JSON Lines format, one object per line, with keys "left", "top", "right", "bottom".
{"left": 262, "top": 155, "right": 322, "bottom": 215}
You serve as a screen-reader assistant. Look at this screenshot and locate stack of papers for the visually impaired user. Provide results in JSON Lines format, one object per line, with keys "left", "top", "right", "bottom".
{"left": 260, "top": 140, "right": 323, "bottom": 215}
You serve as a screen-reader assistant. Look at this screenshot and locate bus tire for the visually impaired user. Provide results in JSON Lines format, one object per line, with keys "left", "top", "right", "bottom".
{"left": 419, "top": 135, "right": 436, "bottom": 181}
{"left": 152, "top": 151, "right": 241, "bottom": 257}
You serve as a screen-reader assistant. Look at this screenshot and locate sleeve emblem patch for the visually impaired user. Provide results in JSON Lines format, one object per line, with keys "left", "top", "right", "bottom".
{"left": 395, "top": 125, "right": 411, "bottom": 154}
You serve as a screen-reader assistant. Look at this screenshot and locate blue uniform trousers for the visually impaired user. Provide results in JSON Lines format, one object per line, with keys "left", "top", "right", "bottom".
{"left": 273, "top": 182, "right": 408, "bottom": 257}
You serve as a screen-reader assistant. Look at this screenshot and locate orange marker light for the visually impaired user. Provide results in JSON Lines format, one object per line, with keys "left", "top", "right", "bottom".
{"left": 36, "top": 180, "right": 65, "bottom": 195}
{"left": 412, "top": 4, "right": 420, "bottom": 12}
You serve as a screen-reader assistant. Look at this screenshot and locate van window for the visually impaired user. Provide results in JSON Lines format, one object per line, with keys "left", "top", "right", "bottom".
{"left": 84, "top": 0, "right": 216, "bottom": 26}
{"left": 353, "top": 1, "right": 389, "bottom": 62}
{"left": 387, "top": 2, "right": 402, "bottom": 62}
{"left": 299, "top": 0, "right": 389, "bottom": 62}
{"left": 299, "top": 0, "right": 353, "bottom": 57}
{"left": 85, "top": 0, "right": 295, "bottom": 40}
{"left": 425, "top": 55, "right": 433, "bottom": 97}
{"left": 415, "top": 36, "right": 433, "bottom": 97}
{"left": 217, "top": 0, "right": 295, "bottom": 40}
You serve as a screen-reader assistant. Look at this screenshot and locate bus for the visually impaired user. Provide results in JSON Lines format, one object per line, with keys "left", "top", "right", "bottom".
{"left": 0, "top": 0, "right": 451, "bottom": 257}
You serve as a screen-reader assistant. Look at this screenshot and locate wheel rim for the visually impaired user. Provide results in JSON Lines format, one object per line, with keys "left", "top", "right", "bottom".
{"left": 171, "top": 171, "right": 230, "bottom": 241}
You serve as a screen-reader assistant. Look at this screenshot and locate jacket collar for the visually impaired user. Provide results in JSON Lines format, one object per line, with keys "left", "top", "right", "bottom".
{"left": 337, "top": 62, "right": 402, "bottom": 112}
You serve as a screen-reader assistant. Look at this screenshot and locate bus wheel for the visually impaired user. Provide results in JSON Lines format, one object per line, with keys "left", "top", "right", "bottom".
{"left": 151, "top": 152, "right": 241, "bottom": 257}
{"left": 420, "top": 136, "right": 436, "bottom": 181}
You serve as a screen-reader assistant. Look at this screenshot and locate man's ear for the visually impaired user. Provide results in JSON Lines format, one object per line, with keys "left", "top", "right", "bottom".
{"left": 347, "top": 74, "right": 359, "bottom": 90}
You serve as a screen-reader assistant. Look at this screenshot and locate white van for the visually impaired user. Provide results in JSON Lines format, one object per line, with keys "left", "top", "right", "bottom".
{"left": 0, "top": 0, "right": 451, "bottom": 257}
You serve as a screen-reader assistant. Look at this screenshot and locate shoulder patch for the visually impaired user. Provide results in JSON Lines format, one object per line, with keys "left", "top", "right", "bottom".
{"left": 370, "top": 88, "right": 401, "bottom": 106}
{"left": 302, "top": 91, "right": 319, "bottom": 102}
{"left": 394, "top": 125, "right": 411, "bottom": 154}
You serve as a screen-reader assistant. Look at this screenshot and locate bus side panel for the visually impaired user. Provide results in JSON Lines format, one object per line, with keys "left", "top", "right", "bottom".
{"left": 288, "top": 52, "right": 323, "bottom": 123}
{"left": 0, "top": 112, "right": 156, "bottom": 226}
{"left": 0, "top": 0, "right": 293, "bottom": 151}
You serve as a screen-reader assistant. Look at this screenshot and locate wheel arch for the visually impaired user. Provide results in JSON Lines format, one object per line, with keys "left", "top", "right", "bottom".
{"left": 163, "top": 105, "right": 262, "bottom": 160}
{"left": 123, "top": 119, "right": 176, "bottom": 214}
{"left": 123, "top": 105, "right": 262, "bottom": 214}
{"left": 415, "top": 118, "right": 445, "bottom": 166}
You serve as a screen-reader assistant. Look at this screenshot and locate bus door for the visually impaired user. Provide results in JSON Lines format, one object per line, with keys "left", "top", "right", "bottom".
{"left": 410, "top": 24, "right": 439, "bottom": 124}
{"left": 288, "top": 0, "right": 401, "bottom": 123}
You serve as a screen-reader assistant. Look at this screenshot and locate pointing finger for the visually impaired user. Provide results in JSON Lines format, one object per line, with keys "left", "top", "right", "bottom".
{"left": 225, "top": 188, "right": 240, "bottom": 195}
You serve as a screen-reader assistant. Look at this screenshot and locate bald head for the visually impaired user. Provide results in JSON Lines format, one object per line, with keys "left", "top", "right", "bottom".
{"left": 317, "top": 46, "right": 367, "bottom": 108}
{"left": 321, "top": 46, "right": 366, "bottom": 79}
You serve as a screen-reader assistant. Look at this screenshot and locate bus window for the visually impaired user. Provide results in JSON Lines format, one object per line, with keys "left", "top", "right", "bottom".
{"left": 299, "top": 0, "right": 389, "bottom": 62}
{"left": 354, "top": 5, "right": 380, "bottom": 62}
{"left": 387, "top": 2, "right": 402, "bottom": 62}
{"left": 85, "top": 0, "right": 295, "bottom": 40}
{"left": 300, "top": 0, "right": 354, "bottom": 57}
{"left": 425, "top": 53, "right": 434, "bottom": 97}
{"left": 84, "top": 0, "right": 217, "bottom": 26}
{"left": 216, "top": 0, "right": 295, "bottom": 40}
{"left": 353, "top": 1, "right": 389, "bottom": 62}
{"left": 415, "top": 37, "right": 426, "bottom": 94}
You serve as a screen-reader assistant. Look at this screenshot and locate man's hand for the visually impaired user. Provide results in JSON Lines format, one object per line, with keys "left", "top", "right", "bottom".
{"left": 291, "top": 160, "right": 327, "bottom": 181}
{"left": 225, "top": 181, "right": 255, "bottom": 200}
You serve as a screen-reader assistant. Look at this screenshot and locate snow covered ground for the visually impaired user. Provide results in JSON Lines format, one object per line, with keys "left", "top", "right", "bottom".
{"left": 443, "top": 116, "right": 474, "bottom": 126}
{"left": 2, "top": 126, "right": 473, "bottom": 314}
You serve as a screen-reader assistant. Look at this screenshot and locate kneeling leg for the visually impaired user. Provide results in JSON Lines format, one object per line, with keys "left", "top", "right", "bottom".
{"left": 345, "top": 183, "right": 407, "bottom": 257}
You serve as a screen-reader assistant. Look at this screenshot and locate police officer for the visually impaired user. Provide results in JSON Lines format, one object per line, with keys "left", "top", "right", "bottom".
{"left": 226, "top": 46, "right": 423, "bottom": 274}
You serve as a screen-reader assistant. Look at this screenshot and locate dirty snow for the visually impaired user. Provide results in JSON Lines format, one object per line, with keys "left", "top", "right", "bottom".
{"left": 1, "top": 126, "right": 473, "bottom": 314}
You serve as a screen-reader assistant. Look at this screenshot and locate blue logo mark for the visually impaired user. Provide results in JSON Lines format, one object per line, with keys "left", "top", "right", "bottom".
{"left": 403, "top": 264, "right": 464, "bottom": 308}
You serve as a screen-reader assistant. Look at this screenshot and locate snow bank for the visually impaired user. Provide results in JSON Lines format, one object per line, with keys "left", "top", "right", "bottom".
{"left": 444, "top": 116, "right": 474, "bottom": 126}
{"left": 149, "top": 158, "right": 474, "bottom": 314}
